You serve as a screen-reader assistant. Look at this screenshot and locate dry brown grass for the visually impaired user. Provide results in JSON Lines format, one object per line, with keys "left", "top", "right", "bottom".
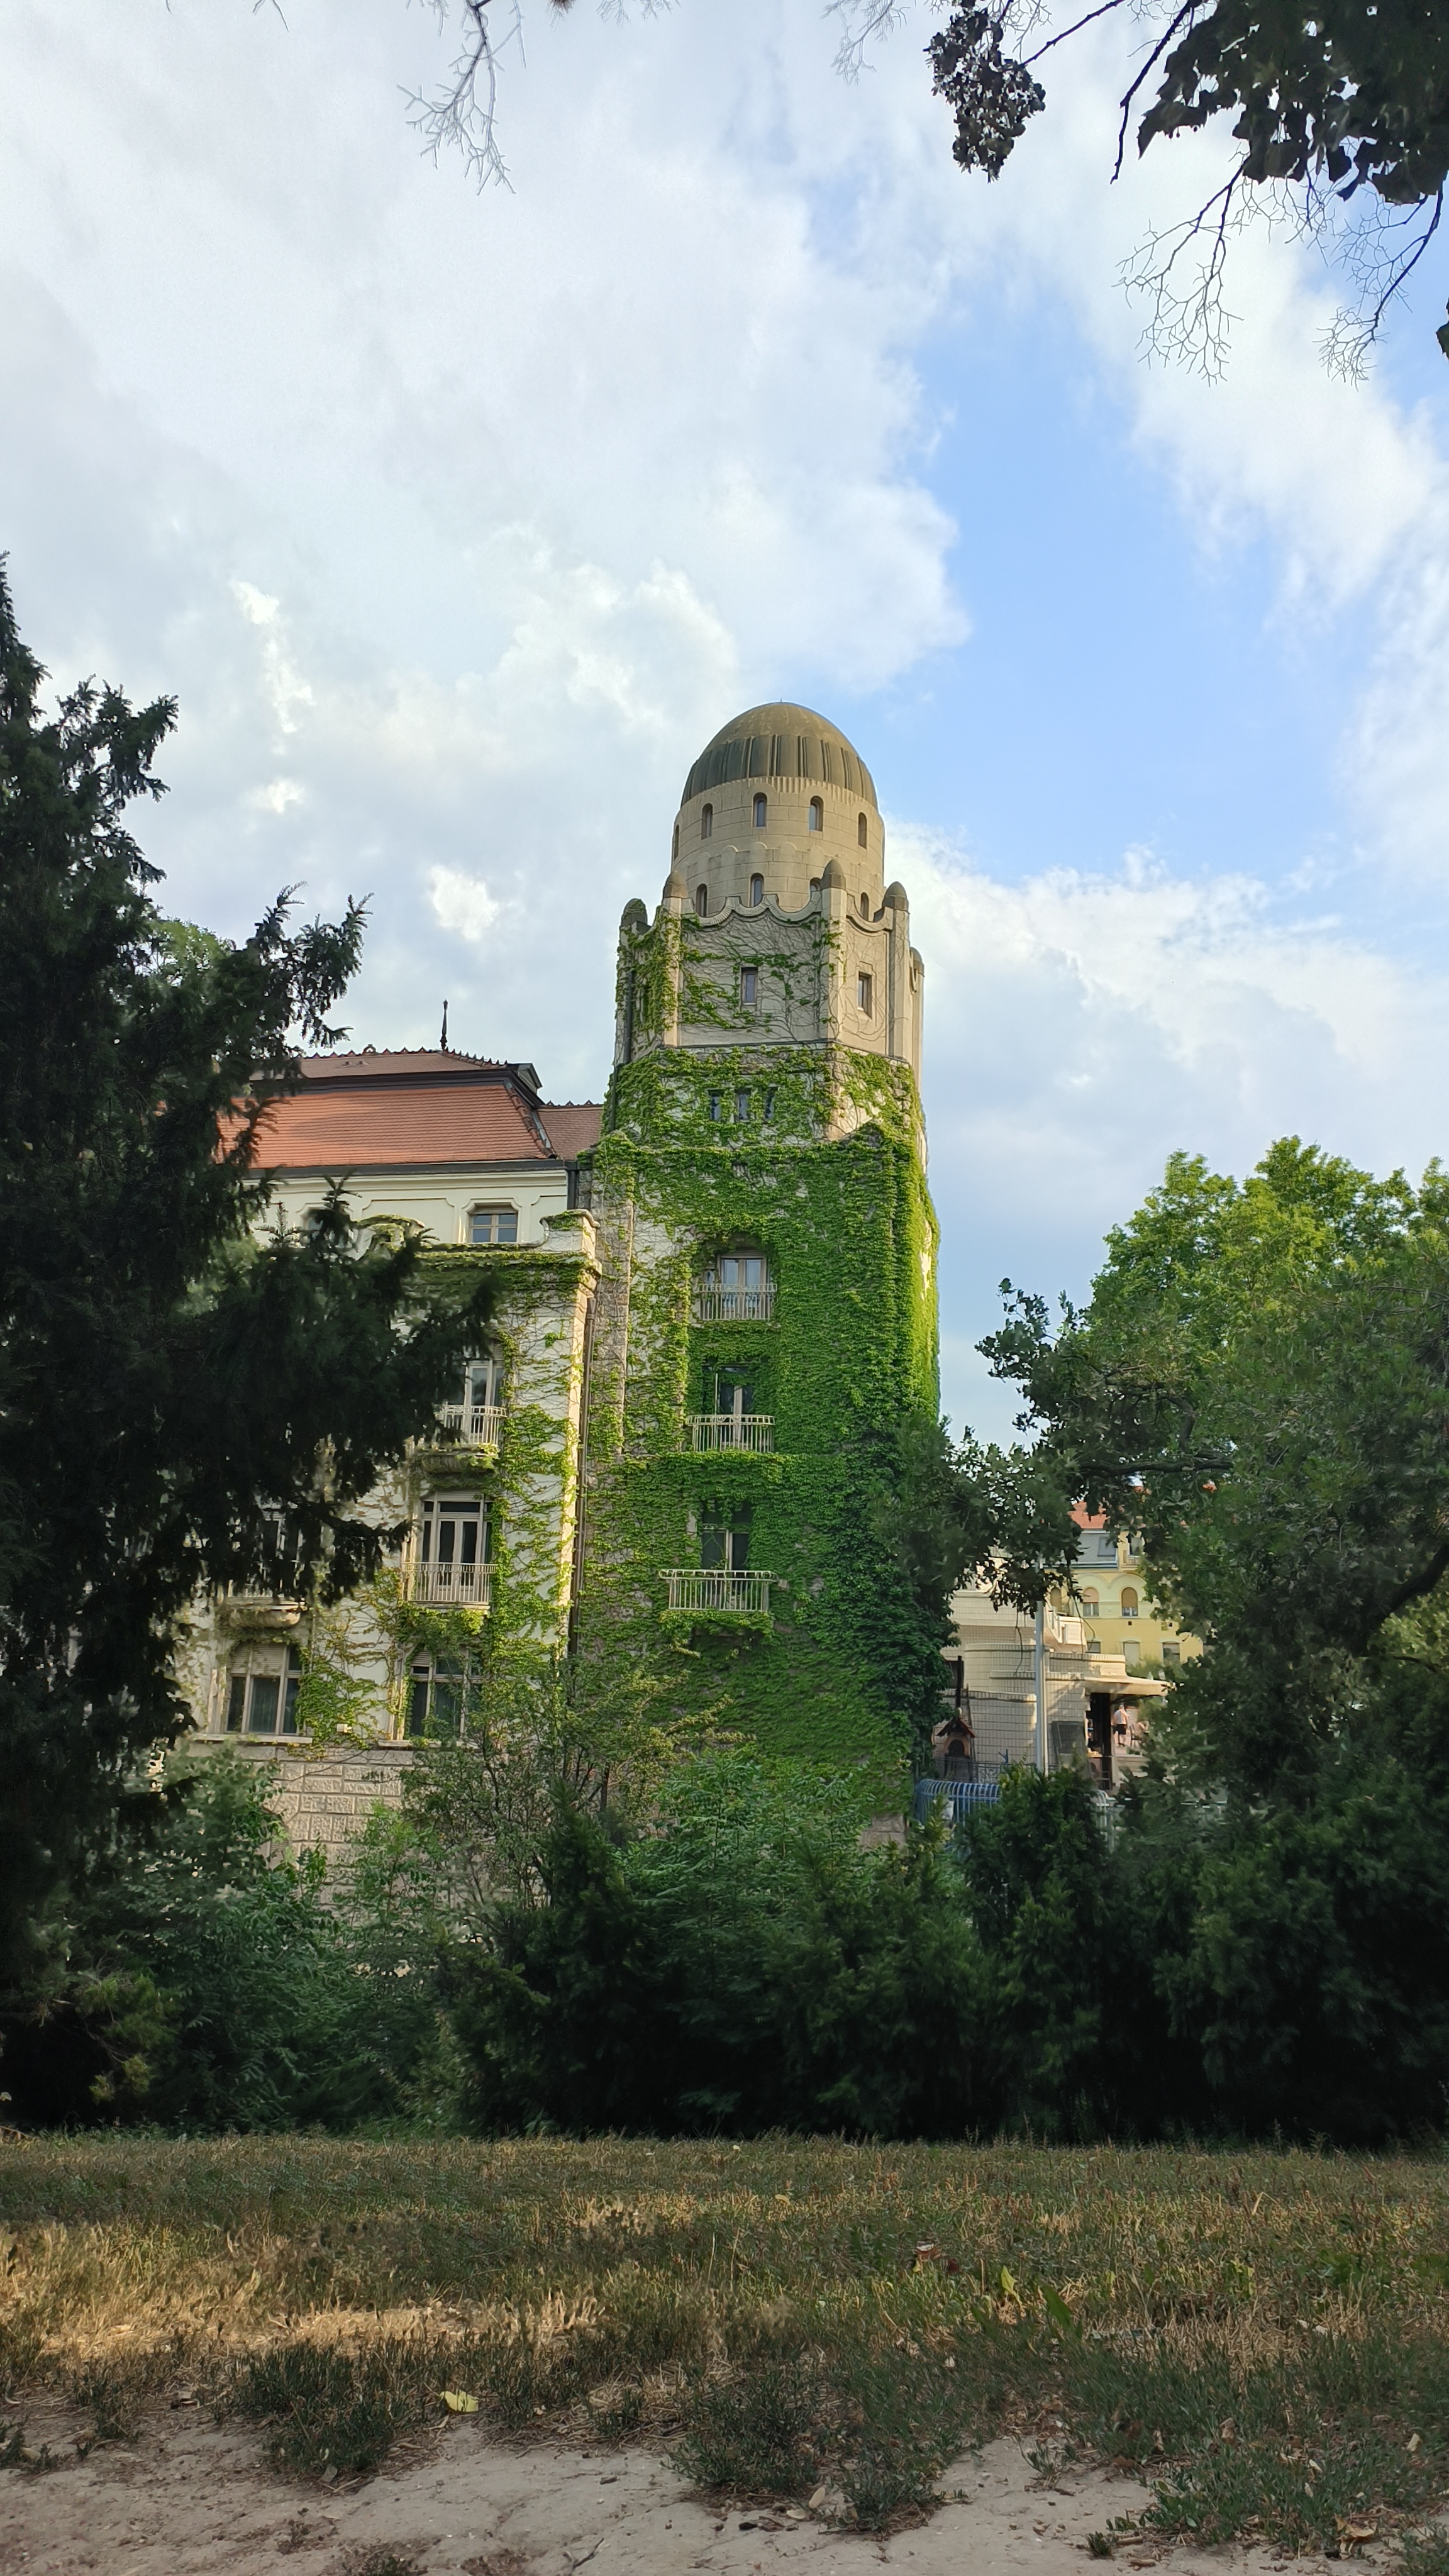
{"left": 2, "top": 2134, "right": 1448, "bottom": 2533}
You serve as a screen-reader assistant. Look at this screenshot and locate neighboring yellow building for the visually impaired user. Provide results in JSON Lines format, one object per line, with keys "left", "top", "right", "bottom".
{"left": 1063, "top": 1505, "right": 1202, "bottom": 1677}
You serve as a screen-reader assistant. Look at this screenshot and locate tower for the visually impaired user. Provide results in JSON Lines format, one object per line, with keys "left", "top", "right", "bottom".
{"left": 576, "top": 703, "right": 942, "bottom": 1786}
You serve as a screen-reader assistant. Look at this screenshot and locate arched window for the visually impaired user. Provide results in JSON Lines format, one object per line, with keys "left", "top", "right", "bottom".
{"left": 809, "top": 876, "right": 821, "bottom": 896}
{"left": 860, "top": 892, "right": 870, "bottom": 916}
{"left": 753, "top": 792, "right": 767, "bottom": 828}
{"left": 808, "top": 796, "right": 823, "bottom": 832}
{"left": 750, "top": 873, "right": 764, "bottom": 906}
{"left": 696, "top": 884, "right": 709, "bottom": 917}
{"left": 701, "top": 803, "right": 713, "bottom": 840}
{"left": 1079, "top": 1587, "right": 1099, "bottom": 1612}
{"left": 857, "top": 813, "right": 868, "bottom": 848}
{"left": 1120, "top": 1587, "right": 1139, "bottom": 1620}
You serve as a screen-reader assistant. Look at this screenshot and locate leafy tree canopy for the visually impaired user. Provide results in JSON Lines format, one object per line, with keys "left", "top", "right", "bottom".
{"left": 984, "top": 1138, "right": 1449, "bottom": 1790}
{"left": 0, "top": 565, "right": 492, "bottom": 1980}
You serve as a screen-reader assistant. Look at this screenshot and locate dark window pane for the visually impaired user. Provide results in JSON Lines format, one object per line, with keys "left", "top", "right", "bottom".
{"left": 496, "top": 1209, "right": 518, "bottom": 1244}
{"left": 247, "top": 1675, "right": 280, "bottom": 1734}
{"left": 226, "top": 1675, "right": 247, "bottom": 1733}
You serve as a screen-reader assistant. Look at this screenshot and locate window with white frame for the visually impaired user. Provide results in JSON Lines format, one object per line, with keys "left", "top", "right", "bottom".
{"left": 857, "top": 970, "right": 874, "bottom": 1014}
{"left": 411, "top": 1493, "right": 492, "bottom": 1604}
{"left": 407, "top": 1653, "right": 472, "bottom": 1738}
{"left": 470, "top": 1204, "right": 518, "bottom": 1246}
{"left": 226, "top": 1645, "right": 303, "bottom": 1736}
{"left": 749, "top": 874, "right": 764, "bottom": 906}
{"left": 740, "top": 965, "right": 758, "bottom": 1008}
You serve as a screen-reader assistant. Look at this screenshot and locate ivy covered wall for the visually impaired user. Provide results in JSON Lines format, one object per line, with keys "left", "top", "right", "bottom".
{"left": 576, "top": 947, "right": 943, "bottom": 1799}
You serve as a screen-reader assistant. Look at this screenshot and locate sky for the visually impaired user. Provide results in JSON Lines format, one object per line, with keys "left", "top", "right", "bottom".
{"left": 4, "top": 0, "right": 1449, "bottom": 1439}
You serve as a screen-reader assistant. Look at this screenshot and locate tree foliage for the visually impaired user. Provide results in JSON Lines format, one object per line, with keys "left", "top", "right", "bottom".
{"left": 0, "top": 565, "right": 492, "bottom": 1984}
{"left": 916, "top": 0, "right": 1449, "bottom": 370}
{"left": 984, "top": 1138, "right": 1449, "bottom": 1793}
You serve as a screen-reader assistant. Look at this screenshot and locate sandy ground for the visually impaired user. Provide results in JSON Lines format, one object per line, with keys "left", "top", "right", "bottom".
{"left": 0, "top": 2413, "right": 1355, "bottom": 2576}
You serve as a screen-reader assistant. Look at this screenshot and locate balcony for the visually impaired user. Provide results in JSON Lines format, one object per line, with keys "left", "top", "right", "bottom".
{"left": 662, "top": 1568, "right": 774, "bottom": 1616}
{"left": 402, "top": 1559, "right": 492, "bottom": 1610}
{"left": 691, "top": 1285, "right": 775, "bottom": 1324}
{"left": 435, "top": 1402, "right": 505, "bottom": 1451}
{"left": 686, "top": 1413, "right": 775, "bottom": 1453}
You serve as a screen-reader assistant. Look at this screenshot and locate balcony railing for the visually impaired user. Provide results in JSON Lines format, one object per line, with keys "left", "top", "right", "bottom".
{"left": 686, "top": 1413, "right": 775, "bottom": 1453}
{"left": 662, "top": 1568, "right": 774, "bottom": 1616}
{"left": 913, "top": 1769, "right": 1006, "bottom": 1824}
{"left": 435, "top": 1403, "right": 505, "bottom": 1450}
{"left": 403, "top": 1560, "right": 492, "bottom": 1609}
{"left": 691, "top": 1287, "right": 775, "bottom": 1324}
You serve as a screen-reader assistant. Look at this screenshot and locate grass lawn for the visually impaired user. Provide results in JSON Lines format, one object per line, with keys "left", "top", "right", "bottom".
{"left": 3, "top": 2134, "right": 1449, "bottom": 2540}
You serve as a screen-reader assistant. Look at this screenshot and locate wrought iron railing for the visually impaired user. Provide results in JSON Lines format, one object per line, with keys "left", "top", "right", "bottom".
{"left": 691, "top": 1287, "right": 775, "bottom": 1323}
{"left": 435, "top": 1402, "right": 505, "bottom": 1449}
{"left": 403, "top": 1560, "right": 492, "bottom": 1609}
{"left": 662, "top": 1569, "right": 774, "bottom": 1616}
{"left": 686, "top": 1413, "right": 775, "bottom": 1453}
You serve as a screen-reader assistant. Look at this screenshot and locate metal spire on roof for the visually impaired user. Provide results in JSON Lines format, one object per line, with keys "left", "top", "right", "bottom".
{"left": 440, "top": 999, "right": 449, "bottom": 1052}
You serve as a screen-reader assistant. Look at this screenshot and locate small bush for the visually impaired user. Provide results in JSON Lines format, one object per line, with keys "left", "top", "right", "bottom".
{"left": 679, "top": 2362, "right": 823, "bottom": 2496}
{"left": 228, "top": 2336, "right": 453, "bottom": 2475}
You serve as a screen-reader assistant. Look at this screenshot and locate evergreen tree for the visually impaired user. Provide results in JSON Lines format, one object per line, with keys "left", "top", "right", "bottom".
{"left": 0, "top": 566, "right": 491, "bottom": 1987}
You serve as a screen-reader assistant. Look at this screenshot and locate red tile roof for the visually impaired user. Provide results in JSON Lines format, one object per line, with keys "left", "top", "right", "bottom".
{"left": 242, "top": 1056, "right": 606, "bottom": 1173}
{"left": 540, "top": 1103, "right": 603, "bottom": 1157}
{"left": 250, "top": 1081, "right": 552, "bottom": 1171}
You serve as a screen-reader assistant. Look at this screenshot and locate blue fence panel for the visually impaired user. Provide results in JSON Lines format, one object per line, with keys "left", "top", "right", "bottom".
{"left": 913, "top": 1770, "right": 1004, "bottom": 1826}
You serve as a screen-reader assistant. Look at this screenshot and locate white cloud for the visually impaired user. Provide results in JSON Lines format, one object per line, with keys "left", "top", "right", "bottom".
{"left": 901, "top": 821, "right": 1449, "bottom": 1433}
{"left": 427, "top": 866, "right": 502, "bottom": 941}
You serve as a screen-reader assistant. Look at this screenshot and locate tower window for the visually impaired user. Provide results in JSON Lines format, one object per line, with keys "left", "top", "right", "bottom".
{"left": 708, "top": 1092, "right": 721, "bottom": 1121}
{"left": 809, "top": 877, "right": 821, "bottom": 895}
{"left": 470, "top": 1204, "right": 518, "bottom": 1246}
{"left": 753, "top": 793, "right": 767, "bottom": 828}
{"left": 860, "top": 892, "right": 870, "bottom": 916}
{"left": 701, "top": 803, "right": 713, "bottom": 840}
{"left": 857, "top": 812, "right": 868, "bottom": 848}
{"left": 750, "top": 873, "right": 764, "bottom": 906}
{"left": 672, "top": 824, "right": 679, "bottom": 860}
{"left": 696, "top": 884, "right": 709, "bottom": 917}
{"left": 735, "top": 1087, "right": 751, "bottom": 1121}
{"left": 763, "top": 1089, "right": 776, "bottom": 1123}
{"left": 808, "top": 796, "right": 823, "bottom": 832}
{"left": 857, "top": 971, "right": 874, "bottom": 1015}
{"left": 740, "top": 966, "right": 758, "bottom": 1008}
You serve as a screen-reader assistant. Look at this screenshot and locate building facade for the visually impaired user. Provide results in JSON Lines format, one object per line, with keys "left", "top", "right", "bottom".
{"left": 182, "top": 702, "right": 945, "bottom": 1839}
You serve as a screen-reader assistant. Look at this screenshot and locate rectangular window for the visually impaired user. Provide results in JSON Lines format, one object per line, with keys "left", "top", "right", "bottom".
{"left": 229, "top": 1648, "right": 303, "bottom": 1737}
{"left": 414, "top": 1495, "right": 491, "bottom": 1603}
{"left": 409, "top": 1657, "right": 469, "bottom": 1738}
{"left": 701, "top": 1506, "right": 751, "bottom": 1570}
{"left": 857, "top": 971, "right": 873, "bottom": 1014}
{"left": 740, "top": 966, "right": 758, "bottom": 1008}
{"left": 470, "top": 1206, "right": 519, "bottom": 1246}
{"left": 708, "top": 1092, "right": 721, "bottom": 1121}
{"left": 735, "top": 1087, "right": 751, "bottom": 1121}
{"left": 1162, "top": 1638, "right": 1181, "bottom": 1666}
{"left": 762, "top": 1090, "right": 775, "bottom": 1123}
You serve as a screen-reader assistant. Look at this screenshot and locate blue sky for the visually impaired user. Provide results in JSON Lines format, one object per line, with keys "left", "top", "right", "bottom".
{"left": 4, "top": 0, "right": 1449, "bottom": 1437}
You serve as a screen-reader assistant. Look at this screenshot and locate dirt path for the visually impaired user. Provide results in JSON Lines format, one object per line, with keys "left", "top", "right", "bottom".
{"left": 0, "top": 2416, "right": 1343, "bottom": 2576}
